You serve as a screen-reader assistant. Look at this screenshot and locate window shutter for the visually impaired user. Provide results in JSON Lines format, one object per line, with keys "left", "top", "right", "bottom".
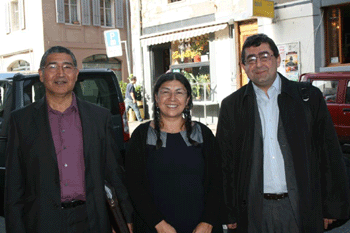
{"left": 56, "top": 0, "right": 65, "bottom": 23}
{"left": 19, "top": 0, "right": 25, "bottom": 29}
{"left": 115, "top": 0, "right": 124, "bottom": 28}
{"left": 81, "top": 0, "right": 91, "bottom": 25}
{"left": 92, "top": 0, "right": 101, "bottom": 26}
{"left": 5, "top": 2, "right": 11, "bottom": 33}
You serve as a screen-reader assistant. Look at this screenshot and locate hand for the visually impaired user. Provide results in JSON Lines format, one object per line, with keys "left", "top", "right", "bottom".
{"left": 192, "top": 222, "right": 213, "bottom": 233}
{"left": 133, "top": 99, "right": 136, "bottom": 104}
{"left": 127, "top": 223, "right": 133, "bottom": 233}
{"left": 227, "top": 223, "right": 237, "bottom": 230}
{"left": 324, "top": 218, "right": 336, "bottom": 229}
{"left": 155, "top": 220, "right": 177, "bottom": 233}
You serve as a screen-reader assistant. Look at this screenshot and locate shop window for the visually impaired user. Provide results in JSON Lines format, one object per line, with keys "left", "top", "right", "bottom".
{"left": 5, "top": 0, "right": 25, "bottom": 33}
{"left": 312, "top": 80, "right": 338, "bottom": 103}
{"left": 325, "top": 5, "right": 350, "bottom": 65}
{"left": 170, "top": 35, "right": 211, "bottom": 101}
{"left": 64, "top": 0, "right": 79, "bottom": 24}
{"left": 100, "top": 0, "right": 113, "bottom": 27}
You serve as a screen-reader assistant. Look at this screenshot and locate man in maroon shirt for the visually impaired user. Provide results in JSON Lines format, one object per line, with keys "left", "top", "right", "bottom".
{"left": 5, "top": 46, "right": 133, "bottom": 233}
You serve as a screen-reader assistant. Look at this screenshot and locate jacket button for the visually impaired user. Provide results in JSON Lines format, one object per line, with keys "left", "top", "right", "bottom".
{"left": 242, "top": 200, "right": 247, "bottom": 206}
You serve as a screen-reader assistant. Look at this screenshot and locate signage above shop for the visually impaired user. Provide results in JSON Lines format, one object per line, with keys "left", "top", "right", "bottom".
{"left": 252, "top": 0, "right": 274, "bottom": 18}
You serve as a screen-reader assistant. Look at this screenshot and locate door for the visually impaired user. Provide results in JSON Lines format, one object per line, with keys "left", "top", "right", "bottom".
{"left": 236, "top": 20, "right": 258, "bottom": 87}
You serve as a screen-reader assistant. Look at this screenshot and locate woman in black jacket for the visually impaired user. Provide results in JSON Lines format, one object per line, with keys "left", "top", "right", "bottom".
{"left": 125, "top": 72, "right": 223, "bottom": 233}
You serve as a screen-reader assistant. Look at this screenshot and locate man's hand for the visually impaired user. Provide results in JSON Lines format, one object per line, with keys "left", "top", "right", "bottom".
{"left": 127, "top": 223, "right": 133, "bottom": 233}
{"left": 227, "top": 223, "right": 237, "bottom": 230}
{"left": 324, "top": 218, "right": 336, "bottom": 229}
{"left": 155, "top": 220, "right": 177, "bottom": 233}
{"left": 192, "top": 222, "right": 213, "bottom": 233}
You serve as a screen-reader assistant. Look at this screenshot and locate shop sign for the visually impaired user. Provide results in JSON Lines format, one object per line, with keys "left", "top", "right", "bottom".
{"left": 252, "top": 0, "right": 274, "bottom": 18}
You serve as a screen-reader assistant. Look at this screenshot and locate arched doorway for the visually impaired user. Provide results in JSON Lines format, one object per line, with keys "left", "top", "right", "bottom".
{"left": 82, "top": 54, "right": 122, "bottom": 81}
{"left": 8, "top": 60, "right": 30, "bottom": 72}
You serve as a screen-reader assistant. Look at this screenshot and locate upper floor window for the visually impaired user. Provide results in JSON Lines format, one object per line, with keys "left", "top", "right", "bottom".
{"left": 64, "top": 0, "right": 79, "bottom": 24}
{"left": 100, "top": 0, "right": 112, "bottom": 27}
{"left": 5, "top": 0, "right": 25, "bottom": 33}
{"left": 325, "top": 5, "right": 350, "bottom": 66}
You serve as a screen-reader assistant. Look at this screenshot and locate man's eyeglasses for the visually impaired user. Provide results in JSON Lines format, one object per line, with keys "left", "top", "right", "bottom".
{"left": 44, "top": 63, "right": 76, "bottom": 73}
{"left": 245, "top": 52, "right": 274, "bottom": 65}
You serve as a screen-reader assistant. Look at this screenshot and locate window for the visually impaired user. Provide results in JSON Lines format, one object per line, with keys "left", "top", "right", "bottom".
{"left": 8, "top": 60, "right": 30, "bottom": 72}
{"left": 100, "top": 0, "right": 112, "bottom": 27}
{"left": 325, "top": 5, "right": 350, "bottom": 65}
{"left": 5, "top": 0, "right": 25, "bottom": 33}
{"left": 170, "top": 35, "right": 211, "bottom": 101}
{"left": 64, "top": 0, "right": 79, "bottom": 24}
{"left": 312, "top": 80, "right": 338, "bottom": 103}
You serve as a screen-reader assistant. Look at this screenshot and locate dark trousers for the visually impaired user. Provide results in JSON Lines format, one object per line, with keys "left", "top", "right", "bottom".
{"left": 262, "top": 197, "right": 299, "bottom": 233}
{"left": 61, "top": 203, "right": 90, "bottom": 233}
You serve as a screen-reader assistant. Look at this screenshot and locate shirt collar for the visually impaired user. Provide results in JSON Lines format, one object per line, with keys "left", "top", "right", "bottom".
{"left": 252, "top": 73, "right": 281, "bottom": 96}
{"left": 47, "top": 92, "right": 78, "bottom": 114}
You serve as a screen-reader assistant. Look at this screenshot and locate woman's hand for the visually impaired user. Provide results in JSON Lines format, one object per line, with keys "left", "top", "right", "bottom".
{"left": 227, "top": 223, "right": 237, "bottom": 230}
{"left": 155, "top": 220, "right": 177, "bottom": 233}
{"left": 192, "top": 222, "right": 213, "bottom": 233}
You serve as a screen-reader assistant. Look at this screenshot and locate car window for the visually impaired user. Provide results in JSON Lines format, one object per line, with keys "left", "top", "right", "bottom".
{"left": 312, "top": 80, "right": 338, "bottom": 103}
{"left": 0, "top": 81, "right": 12, "bottom": 135}
{"left": 23, "top": 73, "right": 121, "bottom": 115}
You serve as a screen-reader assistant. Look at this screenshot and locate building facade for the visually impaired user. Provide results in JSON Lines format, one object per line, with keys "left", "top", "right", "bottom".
{"left": 130, "top": 0, "right": 350, "bottom": 123}
{"left": 0, "top": 0, "right": 132, "bottom": 82}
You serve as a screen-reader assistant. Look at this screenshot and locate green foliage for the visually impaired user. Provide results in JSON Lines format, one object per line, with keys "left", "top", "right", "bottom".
{"left": 119, "top": 80, "right": 128, "bottom": 99}
{"left": 183, "top": 71, "right": 210, "bottom": 100}
{"left": 135, "top": 85, "right": 143, "bottom": 101}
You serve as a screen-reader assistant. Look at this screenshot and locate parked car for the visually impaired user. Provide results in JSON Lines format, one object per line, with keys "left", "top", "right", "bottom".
{"left": 0, "top": 69, "right": 130, "bottom": 216}
{"left": 299, "top": 72, "right": 350, "bottom": 145}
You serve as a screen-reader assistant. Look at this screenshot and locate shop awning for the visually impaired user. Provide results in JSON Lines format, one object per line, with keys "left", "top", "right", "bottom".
{"left": 140, "top": 23, "right": 228, "bottom": 46}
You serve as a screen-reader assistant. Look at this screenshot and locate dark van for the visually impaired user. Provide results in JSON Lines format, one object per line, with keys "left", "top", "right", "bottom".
{"left": 0, "top": 69, "right": 130, "bottom": 216}
{"left": 299, "top": 72, "right": 350, "bottom": 145}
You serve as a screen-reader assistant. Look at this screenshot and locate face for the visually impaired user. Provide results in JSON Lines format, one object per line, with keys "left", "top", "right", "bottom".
{"left": 155, "top": 80, "right": 190, "bottom": 120}
{"left": 241, "top": 43, "right": 281, "bottom": 92}
{"left": 39, "top": 53, "right": 79, "bottom": 97}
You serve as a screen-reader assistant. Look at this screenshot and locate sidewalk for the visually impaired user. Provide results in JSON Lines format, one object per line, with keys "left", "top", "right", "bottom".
{"left": 127, "top": 119, "right": 217, "bottom": 135}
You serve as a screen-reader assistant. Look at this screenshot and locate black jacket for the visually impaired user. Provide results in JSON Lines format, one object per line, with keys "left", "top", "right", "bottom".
{"left": 125, "top": 121, "right": 223, "bottom": 232}
{"left": 5, "top": 97, "right": 132, "bottom": 232}
{"left": 217, "top": 74, "right": 350, "bottom": 232}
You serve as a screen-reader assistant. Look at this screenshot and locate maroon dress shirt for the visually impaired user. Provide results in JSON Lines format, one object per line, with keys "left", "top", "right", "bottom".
{"left": 48, "top": 94, "right": 86, "bottom": 202}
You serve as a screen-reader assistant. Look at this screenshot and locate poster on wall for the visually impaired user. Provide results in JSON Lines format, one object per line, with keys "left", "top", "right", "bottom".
{"left": 277, "top": 42, "right": 300, "bottom": 81}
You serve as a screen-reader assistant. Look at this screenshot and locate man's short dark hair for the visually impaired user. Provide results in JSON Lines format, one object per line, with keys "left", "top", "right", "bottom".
{"left": 130, "top": 76, "right": 137, "bottom": 81}
{"left": 39, "top": 46, "right": 77, "bottom": 69}
{"left": 241, "top": 34, "right": 279, "bottom": 65}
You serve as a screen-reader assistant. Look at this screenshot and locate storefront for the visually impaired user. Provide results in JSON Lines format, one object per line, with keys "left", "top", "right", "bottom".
{"left": 140, "top": 23, "right": 228, "bottom": 123}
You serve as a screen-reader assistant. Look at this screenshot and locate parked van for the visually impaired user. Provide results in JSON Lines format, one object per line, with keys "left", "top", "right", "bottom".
{"left": 0, "top": 69, "right": 130, "bottom": 216}
{"left": 299, "top": 72, "right": 350, "bottom": 144}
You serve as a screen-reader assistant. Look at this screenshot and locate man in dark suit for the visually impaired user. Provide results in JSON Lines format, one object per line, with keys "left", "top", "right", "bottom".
{"left": 5, "top": 46, "right": 132, "bottom": 232}
{"left": 217, "top": 34, "right": 350, "bottom": 232}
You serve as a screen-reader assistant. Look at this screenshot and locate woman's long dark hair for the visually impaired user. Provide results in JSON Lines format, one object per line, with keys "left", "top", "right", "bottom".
{"left": 153, "top": 72, "right": 196, "bottom": 149}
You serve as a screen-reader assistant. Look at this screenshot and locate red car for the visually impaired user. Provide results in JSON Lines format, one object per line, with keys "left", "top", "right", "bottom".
{"left": 299, "top": 72, "right": 350, "bottom": 144}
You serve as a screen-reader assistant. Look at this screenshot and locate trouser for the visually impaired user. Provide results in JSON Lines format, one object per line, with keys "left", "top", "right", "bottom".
{"left": 125, "top": 99, "right": 143, "bottom": 121}
{"left": 61, "top": 202, "right": 90, "bottom": 233}
{"left": 261, "top": 196, "right": 299, "bottom": 233}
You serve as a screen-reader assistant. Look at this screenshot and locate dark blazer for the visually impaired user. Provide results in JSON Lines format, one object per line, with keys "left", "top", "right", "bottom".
{"left": 217, "top": 74, "right": 350, "bottom": 232}
{"left": 5, "top": 97, "right": 132, "bottom": 233}
{"left": 125, "top": 121, "right": 223, "bottom": 232}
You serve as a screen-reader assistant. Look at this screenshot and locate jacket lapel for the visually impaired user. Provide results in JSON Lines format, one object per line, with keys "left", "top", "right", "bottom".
{"left": 33, "top": 98, "right": 58, "bottom": 165}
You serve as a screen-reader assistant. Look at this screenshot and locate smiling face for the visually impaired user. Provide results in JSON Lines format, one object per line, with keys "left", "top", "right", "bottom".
{"left": 155, "top": 80, "right": 190, "bottom": 120}
{"left": 242, "top": 42, "right": 281, "bottom": 92}
{"left": 39, "top": 53, "right": 79, "bottom": 98}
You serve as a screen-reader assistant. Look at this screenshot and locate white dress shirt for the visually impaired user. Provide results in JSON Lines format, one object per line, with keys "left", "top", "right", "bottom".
{"left": 252, "top": 75, "right": 288, "bottom": 194}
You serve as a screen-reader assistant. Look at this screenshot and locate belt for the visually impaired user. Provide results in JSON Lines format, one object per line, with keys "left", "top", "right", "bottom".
{"left": 61, "top": 200, "right": 86, "bottom": 209}
{"left": 263, "top": 193, "right": 288, "bottom": 200}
